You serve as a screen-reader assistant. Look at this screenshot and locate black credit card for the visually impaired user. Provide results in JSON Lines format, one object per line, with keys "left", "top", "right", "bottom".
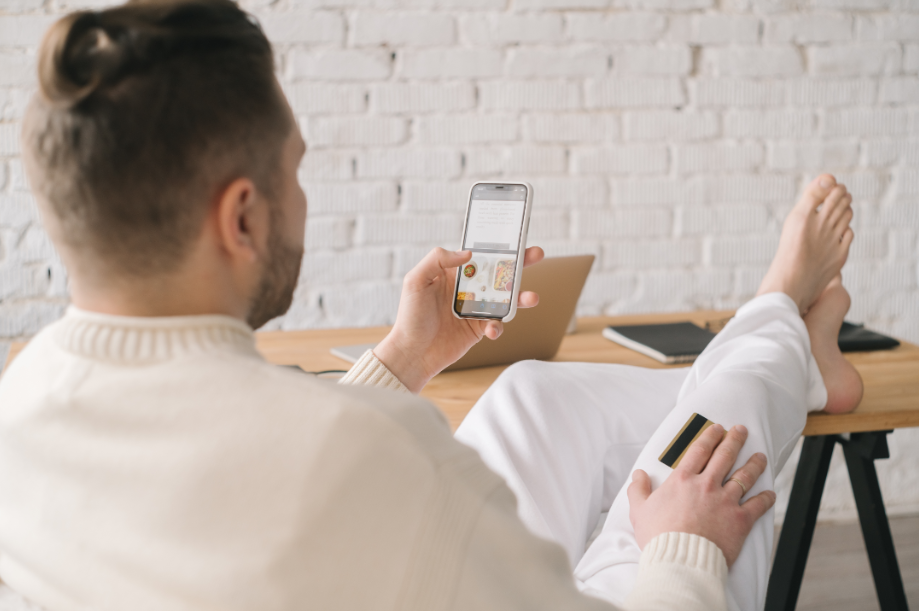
{"left": 659, "top": 413, "right": 718, "bottom": 469}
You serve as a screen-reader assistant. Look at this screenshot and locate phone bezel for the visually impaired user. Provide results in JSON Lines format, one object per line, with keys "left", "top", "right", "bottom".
{"left": 452, "top": 181, "right": 533, "bottom": 324}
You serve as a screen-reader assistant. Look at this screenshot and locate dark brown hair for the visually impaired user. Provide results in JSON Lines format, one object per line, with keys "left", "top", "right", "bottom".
{"left": 24, "top": 0, "right": 291, "bottom": 275}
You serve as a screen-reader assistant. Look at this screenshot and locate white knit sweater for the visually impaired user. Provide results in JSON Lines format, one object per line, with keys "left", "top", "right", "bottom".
{"left": 0, "top": 309, "right": 727, "bottom": 611}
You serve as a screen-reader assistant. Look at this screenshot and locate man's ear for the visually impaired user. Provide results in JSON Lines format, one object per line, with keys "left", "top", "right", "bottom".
{"left": 214, "top": 177, "right": 268, "bottom": 264}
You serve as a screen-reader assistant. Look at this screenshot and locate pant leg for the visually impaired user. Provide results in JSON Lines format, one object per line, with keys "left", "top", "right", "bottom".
{"left": 574, "top": 293, "right": 827, "bottom": 611}
{"left": 455, "top": 360, "right": 689, "bottom": 569}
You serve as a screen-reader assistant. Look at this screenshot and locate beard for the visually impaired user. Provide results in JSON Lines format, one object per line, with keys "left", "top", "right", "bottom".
{"left": 246, "top": 213, "right": 303, "bottom": 329}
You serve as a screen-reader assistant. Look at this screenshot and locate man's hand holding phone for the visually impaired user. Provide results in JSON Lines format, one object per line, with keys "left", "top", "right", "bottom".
{"left": 374, "top": 246, "right": 544, "bottom": 394}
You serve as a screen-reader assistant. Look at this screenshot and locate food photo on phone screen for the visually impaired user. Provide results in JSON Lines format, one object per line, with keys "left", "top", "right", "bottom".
{"left": 455, "top": 185, "right": 527, "bottom": 317}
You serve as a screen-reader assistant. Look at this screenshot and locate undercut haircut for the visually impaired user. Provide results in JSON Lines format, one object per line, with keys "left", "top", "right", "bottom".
{"left": 24, "top": 0, "right": 291, "bottom": 276}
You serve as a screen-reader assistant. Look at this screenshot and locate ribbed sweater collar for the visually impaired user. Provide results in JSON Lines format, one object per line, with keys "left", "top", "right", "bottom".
{"left": 54, "top": 306, "right": 259, "bottom": 364}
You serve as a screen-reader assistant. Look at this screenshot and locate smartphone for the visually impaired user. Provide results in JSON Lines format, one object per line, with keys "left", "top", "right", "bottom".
{"left": 453, "top": 181, "right": 533, "bottom": 323}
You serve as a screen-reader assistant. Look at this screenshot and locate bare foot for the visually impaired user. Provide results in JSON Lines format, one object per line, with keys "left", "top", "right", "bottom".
{"left": 804, "top": 276, "right": 864, "bottom": 414}
{"left": 757, "top": 174, "right": 855, "bottom": 314}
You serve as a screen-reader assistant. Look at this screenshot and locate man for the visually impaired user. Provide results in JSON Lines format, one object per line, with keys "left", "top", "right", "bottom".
{"left": 0, "top": 0, "right": 861, "bottom": 610}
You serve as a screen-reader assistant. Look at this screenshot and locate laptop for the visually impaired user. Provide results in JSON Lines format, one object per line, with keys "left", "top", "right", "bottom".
{"left": 330, "top": 255, "right": 595, "bottom": 371}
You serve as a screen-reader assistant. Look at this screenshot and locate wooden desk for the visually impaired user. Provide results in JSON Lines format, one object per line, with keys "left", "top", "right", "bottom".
{"left": 5, "top": 312, "right": 918, "bottom": 611}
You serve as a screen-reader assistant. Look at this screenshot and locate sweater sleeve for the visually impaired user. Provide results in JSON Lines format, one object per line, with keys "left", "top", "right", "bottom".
{"left": 338, "top": 349, "right": 410, "bottom": 394}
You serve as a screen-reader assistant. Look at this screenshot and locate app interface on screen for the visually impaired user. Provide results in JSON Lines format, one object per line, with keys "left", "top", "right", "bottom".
{"left": 455, "top": 184, "right": 526, "bottom": 317}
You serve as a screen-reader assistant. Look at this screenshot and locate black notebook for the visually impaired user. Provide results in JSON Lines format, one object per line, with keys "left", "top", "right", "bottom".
{"left": 602, "top": 322, "right": 716, "bottom": 364}
{"left": 603, "top": 320, "right": 901, "bottom": 364}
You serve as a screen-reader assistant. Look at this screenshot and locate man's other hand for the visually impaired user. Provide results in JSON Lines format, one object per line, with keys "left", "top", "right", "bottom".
{"left": 374, "top": 246, "right": 544, "bottom": 394}
{"left": 627, "top": 424, "right": 776, "bottom": 567}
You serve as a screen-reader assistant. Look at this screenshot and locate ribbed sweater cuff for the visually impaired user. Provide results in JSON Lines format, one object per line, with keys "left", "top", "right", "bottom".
{"left": 338, "top": 350, "right": 410, "bottom": 394}
{"left": 623, "top": 533, "right": 728, "bottom": 611}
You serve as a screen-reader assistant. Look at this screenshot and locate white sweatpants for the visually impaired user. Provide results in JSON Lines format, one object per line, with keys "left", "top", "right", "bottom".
{"left": 455, "top": 293, "right": 828, "bottom": 611}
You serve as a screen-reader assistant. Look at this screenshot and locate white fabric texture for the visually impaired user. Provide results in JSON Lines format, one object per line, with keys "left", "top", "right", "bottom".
{"left": 0, "top": 307, "right": 726, "bottom": 611}
{"left": 456, "top": 292, "right": 828, "bottom": 611}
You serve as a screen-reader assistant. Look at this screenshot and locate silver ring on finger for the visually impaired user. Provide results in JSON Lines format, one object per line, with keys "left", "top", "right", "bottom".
{"left": 727, "top": 477, "right": 747, "bottom": 496}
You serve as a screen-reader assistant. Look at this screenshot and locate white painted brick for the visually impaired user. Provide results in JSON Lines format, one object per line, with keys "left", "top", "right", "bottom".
{"left": 304, "top": 182, "right": 398, "bottom": 214}
{"left": 630, "top": 271, "right": 694, "bottom": 312}
{"left": 571, "top": 145, "right": 669, "bottom": 175}
{"left": 307, "top": 117, "right": 407, "bottom": 148}
{"left": 804, "top": 0, "right": 891, "bottom": 8}
{"left": 305, "top": 217, "right": 352, "bottom": 251}
{"left": 613, "top": 45, "right": 692, "bottom": 76}
{"left": 479, "top": 80, "right": 581, "bottom": 110}
{"left": 461, "top": 14, "right": 564, "bottom": 45}
{"left": 574, "top": 208, "right": 672, "bottom": 238}
{"left": 393, "top": 246, "right": 443, "bottom": 277}
{"left": 818, "top": 171, "right": 886, "bottom": 199}
{"left": 506, "top": 145, "right": 568, "bottom": 174}
{"left": 857, "top": 14, "right": 919, "bottom": 41}
{"left": 525, "top": 177, "right": 608, "bottom": 208}
{"left": 823, "top": 109, "right": 909, "bottom": 137}
{"left": 416, "top": 114, "right": 518, "bottom": 144}
{"left": 522, "top": 113, "right": 619, "bottom": 143}
{"left": 724, "top": 110, "right": 816, "bottom": 138}
{"left": 401, "top": 182, "right": 468, "bottom": 213}
{"left": 0, "top": 124, "right": 20, "bottom": 156}
{"left": 260, "top": 11, "right": 344, "bottom": 44}
{"left": 0, "top": 302, "right": 65, "bottom": 337}
{"left": 0, "top": 15, "right": 55, "bottom": 47}
{"left": 566, "top": 12, "right": 667, "bottom": 42}
{"left": 356, "top": 148, "right": 461, "bottom": 179}
{"left": 0, "top": 54, "right": 33, "bottom": 87}
{"left": 351, "top": 12, "right": 455, "bottom": 46}
{"left": 701, "top": 46, "right": 803, "bottom": 77}
{"left": 0, "top": 88, "right": 31, "bottom": 121}
{"left": 514, "top": 0, "right": 608, "bottom": 9}
{"left": 765, "top": 14, "right": 852, "bottom": 43}
{"left": 368, "top": 0, "right": 505, "bottom": 8}
{"left": 690, "top": 79, "right": 785, "bottom": 107}
{"left": 604, "top": 239, "right": 701, "bottom": 269}
{"left": 539, "top": 240, "right": 602, "bottom": 260}
{"left": 288, "top": 49, "right": 392, "bottom": 81}
{"left": 507, "top": 47, "right": 608, "bottom": 78}
{"left": 767, "top": 141, "right": 860, "bottom": 172}
{"left": 585, "top": 78, "right": 685, "bottom": 108}
{"left": 288, "top": 83, "right": 367, "bottom": 114}
{"left": 808, "top": 44, "right": 901, "bottom": 76}
{"left": 369, "top": 82, "right": 474, "bottom": 114}
{"left": 611, "top": 178, "right": 698, "bottom": 206}
{"left": 879, "top": 78, "right": 919, "bottom": 104}
{"left": 527, "top": 210, "right": 570, "bottom": 240}
{"left": 630, "top": 0, "right": 713, "bottom": 9}
{"left": 463, "top": 146, "right": 506, "bottom": 176}
{"left": 8, "top": 159, "right": 28, "bottom": 191}
{"left": 57, "top": 0, "right": 123, "bottom": 8}
{"left": 679, "top": 204, "right": 769, "bottom": 235}
{"left": 882, "top": 202, "right": 919, "bottom": 228}
{"left": 355, "top": 214, "right": 460, "bottom": 245}
{"left": 675, "top": 143, "right": 764, "bottom": 175}
{"left": 319, "top": 282, "right": 401, "bottom": 328}
{"left": 862, "top": 139, "right": 919, "bottom": 167}
{"left": 785, "top": 78, "right": 876, "bottom": 106}
{"left": 700, "top": 174, "right": 797, "bottom": 204}
{"left": 0, "top": 162, "right": 6, "bottom": 191}
{"left": 400, "top": 49, "right": 503, "bottom": 79}
{"left": 710, "top": 235, "right": 780, "bottom": 265}
{"left": 580, "top": 271, "right": 635, "bottom": 306}
{"left": 624, "top": 110, "right": 719, "bottom": 141}
{"left": 893, "top": 168, "right": 919, "bottom": 196}
{"left": 689, "top": 15, "right": 760, "bottom": 44}
{"left": 0, "top": 0, "right": 43, "bottom": 12}
{"left": 299, "top": 151, "right": 354, "bottom": 181}
{"left": 906, "top": 44, "right": 919, "bottom": 73}
{"left": 849, "top": 229, "right": 888, "bottom": 261}
{"left": 301, "top": 250, "right": 391, "bottom": 285}
{"left": 735, "top": 265, "right": 770, "bottom": 296}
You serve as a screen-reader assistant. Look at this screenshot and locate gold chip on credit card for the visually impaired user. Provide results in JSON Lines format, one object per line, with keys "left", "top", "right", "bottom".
{"left": 659, "top": 413, "right": 719, "bottom": 469}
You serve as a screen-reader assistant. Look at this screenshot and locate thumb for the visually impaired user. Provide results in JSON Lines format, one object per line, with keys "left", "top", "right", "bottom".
{"left": 628, "top": 469, "right": 652, "bottom": 510}
{"left": 406, "top": 248, "right": 471, "bottom": 286}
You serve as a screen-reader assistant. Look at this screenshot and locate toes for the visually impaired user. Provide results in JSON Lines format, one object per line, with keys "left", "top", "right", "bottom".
{"left": 821, "top": 184, "right": 849, "bottom": 216}
{"left": 797, "top": 174, "right": 838, "bottom": 212}
{"left": 834, "top": 206, "right": 854, "bottom": 234}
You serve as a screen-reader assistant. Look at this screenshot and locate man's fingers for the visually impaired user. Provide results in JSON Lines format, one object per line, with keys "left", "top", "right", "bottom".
{"left": 517, "top": 291, "right": 539, "bottom": 308}
{"left": 724, "top": 452, "right": 767, "bottom": 501}
{"left": 741, "top": 489, "right": 777, "bottom": 524}
{"left": 483, "top": 321, "right": 503, "bottom": 340}
{"left": 676, "top": 424, "right": 724, "bottom": 474}
{"left": 704, "top": 425, "right": 748, "bottom": 482}
{"left": 628, "top": 469, "right": 652, "bottom": 511}
{"left": 522, "top": 246, "right": 545, "bottom": 268}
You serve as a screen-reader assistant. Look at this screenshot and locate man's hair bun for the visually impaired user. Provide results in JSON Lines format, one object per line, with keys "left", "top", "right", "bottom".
{"left": 38, "top": 11, "right": 133, "bottom": 108}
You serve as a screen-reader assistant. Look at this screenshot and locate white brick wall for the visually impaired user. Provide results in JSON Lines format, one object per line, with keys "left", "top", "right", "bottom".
{"left": 2, "top": 0, "right": 919, "bottom": 521}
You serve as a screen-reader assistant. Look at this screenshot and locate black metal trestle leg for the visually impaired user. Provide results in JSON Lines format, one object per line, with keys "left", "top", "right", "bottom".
{"left": 765, "top": 435, "right": 837, "bottom": 611}
{"left": 841, "top": 432, "right": 909, "bottom": 611}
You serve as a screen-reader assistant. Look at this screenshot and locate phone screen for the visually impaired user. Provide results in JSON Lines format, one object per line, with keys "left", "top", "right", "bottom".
{"left": 454, "top": 183, "right": 528, "bottom": 318}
